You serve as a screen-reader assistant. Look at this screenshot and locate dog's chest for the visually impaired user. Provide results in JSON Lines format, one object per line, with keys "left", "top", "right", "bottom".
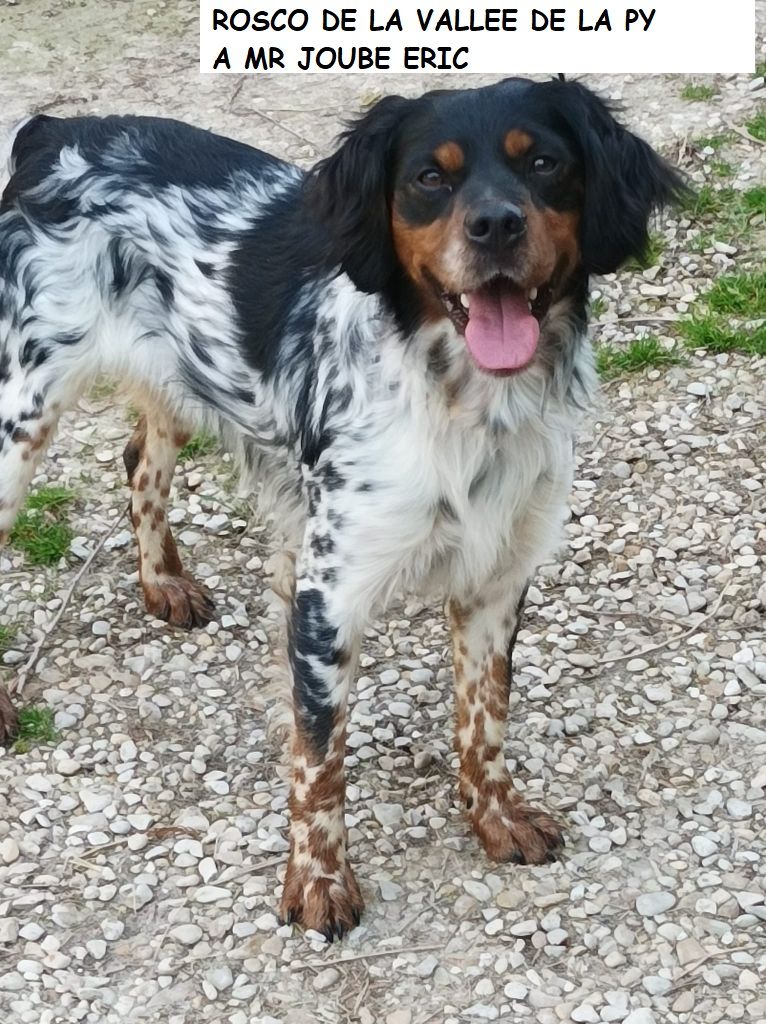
{"left": 331, "top": 376, "right": 575, "bottom": 601}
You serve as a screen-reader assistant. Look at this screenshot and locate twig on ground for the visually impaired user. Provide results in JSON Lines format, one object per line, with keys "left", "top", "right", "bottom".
{"left": 728, "top": 123, "right": 766, "bottom": 147}
{"left": 290, "top": 943, "right": 442, "bottom": 971}
{"left": 11, "top": 512, "right": 126, "bottom": 698}
{"left": 601, "top": 582, "right": 732, "bottom": 665}
{"left": 669, "top": 944, "right": 753, "bottom": 991}
{"left": 232, "top": 104, "right": 321, "bottom": 153}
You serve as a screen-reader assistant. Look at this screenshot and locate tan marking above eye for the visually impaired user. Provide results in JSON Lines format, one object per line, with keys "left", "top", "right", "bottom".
{"left": 504, "top": 129, "right": 534, "bottom": 159}
{"left": 434, "top": 140, "right": 464, "bottom": 173}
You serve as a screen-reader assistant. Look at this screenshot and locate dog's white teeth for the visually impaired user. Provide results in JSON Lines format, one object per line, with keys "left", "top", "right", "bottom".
{"left": 460, "top": 293, "right": 469, "bottom": 309}
{"left": 529, "top": 287, "right": 538, "bottom": 301}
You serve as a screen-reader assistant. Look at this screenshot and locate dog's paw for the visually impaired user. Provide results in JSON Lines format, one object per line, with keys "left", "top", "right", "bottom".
{"left": 0, "top": 687, "right": 19, "bottom": 745}
{"left": 279, "top": 861, "right": 363, "bottom": 941}
{"left": 471, "top": 800, "right": 565, "bottom": 865}
{"left": 143, "top": 575, "right": 215, "bottom": 629}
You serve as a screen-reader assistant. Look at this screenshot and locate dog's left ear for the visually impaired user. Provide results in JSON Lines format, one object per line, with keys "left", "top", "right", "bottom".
{"left": 306, "top": 95, "right": 414, "bottom": 294}
{"left": 553, "top": 81, "right": 689, "bottom": 275}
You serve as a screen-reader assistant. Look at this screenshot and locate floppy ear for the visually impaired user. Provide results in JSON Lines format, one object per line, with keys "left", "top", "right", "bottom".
{"left": 553, "top": 82, "right": 689, "bottom": 275}
{"left": 306, "top": 95, "right": 414, "bottom": 294}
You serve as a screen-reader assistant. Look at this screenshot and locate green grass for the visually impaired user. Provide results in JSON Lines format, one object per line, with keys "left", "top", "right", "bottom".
{"left": 682, "top": 185, "right": 735, "bottom": 219}
{"left": 624, "top": 232, "right": 666, "bottom": 272}
{"left": 10, "top": 486, "right": 75, "bottom": 566}
{"left": 595, "top": 338, "right": 682, "bottom": 380}
{"left": 590, "top": 296, "right": 607, "bottom": 318}
{"left": 742, "top": 186, "right": 766, "bottom": 217}
{"left": 710, "top": 160, "right": 733, "bottom": 179}
{"left": 0, "top": 625, "right": 15, "bottom": 656}
{"left": 746, "top": 108, "right": 766, "bottom": 142}
{"left": 705, "top": 271, "right": 766, "bottom": 317}
{"left": 679, "top": 271, "right": 766, "bottom": 358}
{"left": 13, "top": 705, "right": 59, "bottom": 753}
{"left": 179, "top": 433, "right": 217, "bottom": 461}
{"left": 680, "top": 316, "right": 766, "bottom": 357}
{"left": 693, "top": 133, "right": 731, "bottom": 152}
{"left": 683, "top": 185, "right": 766, "bottom": 252}
{"left": 681, "top": 83, "right": 717, "bottom": 102}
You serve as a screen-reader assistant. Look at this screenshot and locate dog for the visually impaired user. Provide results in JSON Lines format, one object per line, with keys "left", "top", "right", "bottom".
{"left": 0, "top": 77, "right": 684, "bottom": 938}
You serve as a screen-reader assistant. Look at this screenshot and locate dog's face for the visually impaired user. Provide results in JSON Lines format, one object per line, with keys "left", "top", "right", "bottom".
{"left": 388, "top": 93, "right": 583, "bottom": 371}
{"left": 311, "top": 79, "right": 686, "bottom": 374}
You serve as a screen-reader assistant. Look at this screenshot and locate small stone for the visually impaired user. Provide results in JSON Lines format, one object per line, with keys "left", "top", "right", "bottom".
{"left": 624, "top": 1011, "right": 656, "bottom": 1024}
{"left": 726, "top": 798, "right": 751, "bottom": 819}
{"left": 643, "top": 976, "right": 671, "bottom": 996}
{"left": 101, "top": 920, "right": 124, "bottom": 941}
{"left": 386, "top": 1011, "right": 412, "bottom": 1024}
{"left": 687, "top": 724, "right": 719, "bottom": 744}
{"left": 672, "top": 992, "right": 695, "bottom": 1014}
{"left": 207, "top": 966, "right": 233, "bottom": 991}
{"left": 379, "top": 880, "right": 403, "bottom": 901}
{"left": 416, "top": 954, "right": 439, "bottom": 978}
{"left": 194, "top": 885, "right": 231, "bottom": 904}
{"left": 636, "top": 892, "right": 676, "bottom": 917}
{"left": 373, "top": 803, "right": 404, "bottom": 828}
{"left": 464, "top": 879, "right": 491, "bottom": 902}
{"left": 509, "top": 918, "right": 537, "bottom": 937}
{"left": 571, "top": 1004, "right": 599, "bottom": 1022}
{"left": 86, "top": 939, "right": 107, "bottom": 960}
{"left": 171, "top": 924, "right": 203, "bottom": 946}
{"left": 504, "top": 982, "right": 528, "bottom": 1000}
{"left": 676, "top": 937, "right": 707, "bottom": 966}
{"left": 691, "top": 835, "right": 718, "bottom": 858}
{"left": 0, "top": 837, "right": 20, "bottom": 864}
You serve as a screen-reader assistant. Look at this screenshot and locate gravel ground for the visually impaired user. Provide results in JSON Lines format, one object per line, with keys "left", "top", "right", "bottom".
{"left": 1, "top": 3, "right": 765, "bottom": 1023}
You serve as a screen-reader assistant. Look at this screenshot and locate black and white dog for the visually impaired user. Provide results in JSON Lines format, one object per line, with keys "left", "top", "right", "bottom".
{"left": 0, "top": 78, "right": 684, "bottom": 937}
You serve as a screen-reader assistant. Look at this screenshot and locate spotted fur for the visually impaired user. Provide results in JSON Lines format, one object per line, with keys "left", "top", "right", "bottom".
{"left": 0, "top": 80, "right": 685, "bottom": 931}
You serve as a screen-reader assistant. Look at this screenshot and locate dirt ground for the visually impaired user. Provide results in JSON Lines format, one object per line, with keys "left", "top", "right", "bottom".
{"left": 1, "top": 3, "right": 765, "bottom": 1024}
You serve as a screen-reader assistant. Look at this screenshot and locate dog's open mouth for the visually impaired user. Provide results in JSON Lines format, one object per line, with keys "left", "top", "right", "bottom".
{"left": 440, "top": 277, "right": 551, "bottom": 373}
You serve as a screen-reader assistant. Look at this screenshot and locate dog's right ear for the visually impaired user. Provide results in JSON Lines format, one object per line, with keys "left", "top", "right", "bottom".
{"left": 307, "top": 95, "right": 414, "bottom": 294}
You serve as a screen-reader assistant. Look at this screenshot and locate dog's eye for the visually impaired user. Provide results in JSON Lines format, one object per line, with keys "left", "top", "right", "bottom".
{"left": 417, "top": 168, "right": 447, "bottom": 190}
{"left": 532, "top": 155, "right": 558, "bottom": 175}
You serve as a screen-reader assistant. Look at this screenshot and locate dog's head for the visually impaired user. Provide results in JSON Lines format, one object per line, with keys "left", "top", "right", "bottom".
{"left": 309, "top": 78, "right": 686, "bottom": 374}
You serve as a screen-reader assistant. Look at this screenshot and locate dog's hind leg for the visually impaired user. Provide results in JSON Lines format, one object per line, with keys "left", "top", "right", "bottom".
{"left": 0, "top": 342, "right": 85, "bottom": 741}
{"left": 123, "top": 403, "right": 215, "bottom": 629}
{"left": 0, "top": 361, "right": 79, "bottom": 549}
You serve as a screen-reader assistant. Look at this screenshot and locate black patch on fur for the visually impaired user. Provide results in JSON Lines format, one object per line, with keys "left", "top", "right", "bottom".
{"left": 289, "top": 588, "right": 344, "bottom": 755}
{"left": 507, "top": 583, "right": 530, "bottom": 671}
{"left": 311, "top": 533, "right": 335, "bottom": 558}
{"left": 154, "top": 268, "right": 174, "bottom": 307}
{"left": 427, "top": 337, "right": 451, "bottom": 378}
{"left": 524, "top": 79, "right": 689, "bottom": 273}
{"left": 320, "top": 462, "right": 345, "bottom": 491}
{"left": 8, "top": 113, "right": 288, "bottom": 195}
{"left": 108, "top": 238, "right": 130, "bottom": 297}
{"left": 188, "top": 329, "right": 215, "bottom": 368}
{"left": 195, "top": 259, "right": 215, "bottom": 278}
{"left": 437, "top": 496, "right": 457, "bottom": 521}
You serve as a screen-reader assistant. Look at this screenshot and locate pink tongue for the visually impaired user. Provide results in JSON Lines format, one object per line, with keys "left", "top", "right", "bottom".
{"left": 464, "top": 285, "right": 540, "bottom": 371}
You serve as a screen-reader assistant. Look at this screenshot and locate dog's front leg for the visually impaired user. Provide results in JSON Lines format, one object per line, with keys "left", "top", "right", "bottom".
{"left": 449, "top": 575, "right": 565, "bottom": 865}
{"left": 279, "top": 503, "right": 363, "bottom": 940}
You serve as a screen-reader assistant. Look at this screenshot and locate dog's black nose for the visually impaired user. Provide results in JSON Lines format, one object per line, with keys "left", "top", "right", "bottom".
{"left": 464, "top": 202, "right": 527, "bottom": 250}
